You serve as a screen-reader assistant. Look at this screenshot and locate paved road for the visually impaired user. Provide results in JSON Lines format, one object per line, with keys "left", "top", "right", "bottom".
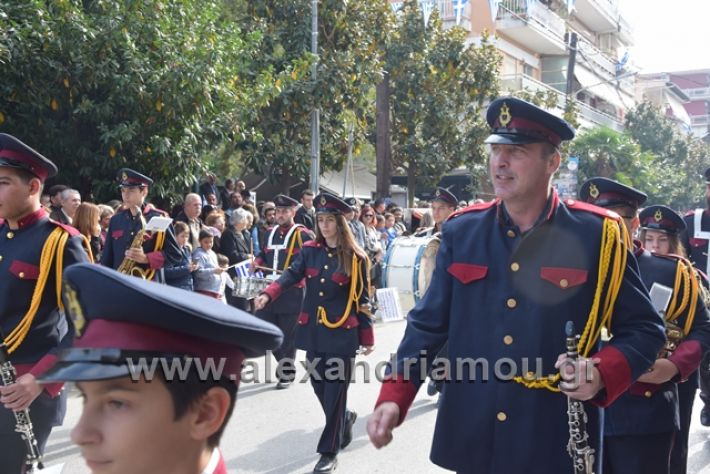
{"left": 41, "top": 319, "right": 710, "bottom": 473}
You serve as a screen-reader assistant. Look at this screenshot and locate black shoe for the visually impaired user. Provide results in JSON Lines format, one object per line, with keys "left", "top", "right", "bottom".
{"left": 426, "top": 379, "right": 438, "bottom": 396}
{"left": 341, "top": 410, "right": 357, "bottom": 449}
{"left": 313, "top": 454, "right": 338, "bottom": 474}
{"left": 702, "top": 406, "right": 710, "bottom": 427}
{"left": 275, "top": 379, "right": 292, "bottom": 390}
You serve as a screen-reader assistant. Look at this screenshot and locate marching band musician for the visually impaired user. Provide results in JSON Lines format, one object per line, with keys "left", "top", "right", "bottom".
{"left": 414, "top": 187, "right": 458, "bottom": 238}
{"left": 366, "top": 97, "right": 665, "bottom": 473}
{"left": 254, "top": 192, "right": 374, "bottom": 474}
{"left": 251, "top": 194, "right": 312, "bottom": 389}
{"left": 0, "top": 133, "right": 91, "bottom": 472}
{"left": 38, "top": 263, "right": 283, "bottom": 474}
{"left": 100, "top": 168, "right": 181, "bottom": 281}
{"left": 580, "top": 178, "right": 710, "bottom": 474}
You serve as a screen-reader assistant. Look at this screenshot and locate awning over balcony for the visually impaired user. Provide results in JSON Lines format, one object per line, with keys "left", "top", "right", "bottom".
{"left": 574, "top": 67, "right": 630, "bottom": 111}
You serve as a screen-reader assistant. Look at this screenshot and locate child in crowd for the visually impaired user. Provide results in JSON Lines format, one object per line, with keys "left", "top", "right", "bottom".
{"left": 192, "top": 230, "right": 225, "bottom": 300}
{"left": 165, "top": 221, "right": 198, "bottom": 290}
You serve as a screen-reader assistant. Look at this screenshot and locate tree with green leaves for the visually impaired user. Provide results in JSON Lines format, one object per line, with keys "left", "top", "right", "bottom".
{"left": 0, "top": 0, "right": 299, "bottom": 202}
{"left": 236, "top": 0, "right": 391, "bottom": 194}
{"left": 386, "top": 0, "right": 500, "bottom": 205}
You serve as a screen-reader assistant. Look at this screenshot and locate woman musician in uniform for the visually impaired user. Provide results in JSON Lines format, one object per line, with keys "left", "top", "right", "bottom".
{"left": 254, "top": 193, "right": 374, "bottom": 474}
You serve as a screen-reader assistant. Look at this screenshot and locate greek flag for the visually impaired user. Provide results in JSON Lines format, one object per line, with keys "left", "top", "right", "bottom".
{"left": 233, "top": 259, "right": 264, "bottom": 278}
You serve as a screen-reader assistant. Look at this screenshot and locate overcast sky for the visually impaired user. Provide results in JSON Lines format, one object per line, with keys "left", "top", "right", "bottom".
{"left": 619, "top": 0, "right": 710, "bottom": 73}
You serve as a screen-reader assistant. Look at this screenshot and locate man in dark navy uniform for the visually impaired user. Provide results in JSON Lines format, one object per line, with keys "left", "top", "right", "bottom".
{"left": 0, "top": 133, "right": 91, "bottom": 472}
{"left": 415, "top": 187, "right": 458, "bottom": 238}
{"left": 580, "top": 177, "right": 710, "bottom": 474}
{"left": 680, "top": 167, "right": 710, "bottom": 429}
{"left": 100, "top": 168, "right": 181, "bottom": 281}
{"left": 253, "top": 194, "right": 313, "bottom": 389}
{"left": 39, "top": 263, "right": 283, "bottom": 474}
{"left": 367, "top": 97, "right": 665, "bottom": 474}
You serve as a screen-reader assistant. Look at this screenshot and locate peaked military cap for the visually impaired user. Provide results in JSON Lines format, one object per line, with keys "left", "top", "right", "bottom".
{"left": 273, "top": 194, "right": 299, "bottom": 208}
{"left": 118, "top": 168, "right": 153, "bottom": 187}
{"left": 484, "top": 97, "right": 575, "bottom": 147}
{"left": 0, "top": 133, "right": 58, "bottom": 182}
{"left": 579, "top": 177, "right": 647, "bottom": 209}
{"left": 315, "top": 193, "right": 351, "bottom": 215}
{"left": 639, "top": 205, "right": 686, "bottom": 234}
{"left": 39, "top": 264, "right": 283, "bottom": 384}
{"left": 431, "top": 187, "right": 458, "bottom": 207}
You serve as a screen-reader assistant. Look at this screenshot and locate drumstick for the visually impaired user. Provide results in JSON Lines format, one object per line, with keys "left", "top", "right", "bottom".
{"left": 252, "top": 264, "right": 283, "bottom": 274}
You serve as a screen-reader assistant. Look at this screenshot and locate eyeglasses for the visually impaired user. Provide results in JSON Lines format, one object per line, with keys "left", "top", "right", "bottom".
{"left": 364, "top": 214, "right": 374, "bottom": 217}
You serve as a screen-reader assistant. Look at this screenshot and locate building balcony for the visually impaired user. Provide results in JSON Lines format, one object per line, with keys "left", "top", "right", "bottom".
{"left": 691, "top": 115, "right": 710, "bottom": 126}
{"left": 686, "top": 87, "right": 710, "bottom": 101}
{"left": 496, "top": 0, "right": 567, "bottom": 55}
{"left": 573, "top": 0, "right": 619, "bottom": 32}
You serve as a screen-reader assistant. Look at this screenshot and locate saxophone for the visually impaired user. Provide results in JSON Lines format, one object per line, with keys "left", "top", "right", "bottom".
{"left": 117, "top": 206, "right": 150, "bottom": 279}
{"left": 0, "top": 340, "right": 44, "bottom": 472}
{"left": 564, "top": 321, "right": 595, "bottom": 474}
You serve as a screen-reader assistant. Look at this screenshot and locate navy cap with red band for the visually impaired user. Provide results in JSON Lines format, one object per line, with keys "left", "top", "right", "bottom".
{"left": 484, "top": 97, "right": 575, "bottom": 147}
{"left": 118, "top": 168, "right": 153, "bottom": 187}
{"left": 315, "top": 193, "right": 351, "bottom": 215}
{"left": 579, "top": 177, "right": 648, "bottom": 210}
{"left": 38, "top": 264, "right": 283, "bottom": 385}
{"left": 639, "top": 205, "right": 685, "bottom": 234}
{"left": 431, "top": 187, "right": 458, "bottom": 207}
{"left": 0, "top": 133, "right": 58, "bottom": 182}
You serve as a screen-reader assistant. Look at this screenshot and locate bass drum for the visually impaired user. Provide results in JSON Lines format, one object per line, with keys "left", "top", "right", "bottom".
{"left": 381, "top": 235, "right": 441, "bottom": 316}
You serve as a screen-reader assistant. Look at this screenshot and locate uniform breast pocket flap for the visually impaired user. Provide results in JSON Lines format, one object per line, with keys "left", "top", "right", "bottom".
{"left": 111, "top": 229, "right": 124, "bottom": 240}
{"left": 9, "top": 260, "right": 40, "bottom": 280}
{"left": 447, "top": 263, "right": 488, "bottom": 284}
{"left": 331, "top": 272, "right": 350, "bottom": 285}
{"left": 297, "top": 312, "right": 309, "bottom": 325}
{"left": 540, "top": 267, "right": 588, "bottom": 290}
{"left": 305, "top": 267, "right": 319, "bottom": 278}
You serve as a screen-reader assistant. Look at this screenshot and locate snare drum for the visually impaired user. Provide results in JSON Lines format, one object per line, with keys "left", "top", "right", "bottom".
{"left": 232, "top": 277, "right": 270, "bottom": 299}
{"left": 381, "top": 235, "right": 440, "bottom": 316}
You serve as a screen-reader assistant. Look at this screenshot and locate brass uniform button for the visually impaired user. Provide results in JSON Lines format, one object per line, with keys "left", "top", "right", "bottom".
{"left": 18, "top": 272, "right": 25, "bottom": 278}
{"left": 0, "top": 255, "right": 3, "bottom": 262}
{"left": 319, "top": 291, "right": 324, "bottom": 297}
{"left": 497, "top": 412, "right": 507, "bottom": 422}
{"left": 506, "top": 230, "right": 515, "bottom": 238}
{"left": 503, "top": 335, "right": 513, "bottom": 345}
{"left": 339, "top": 283, "right": 343, "bottom": 286}
{"left": 320, "top": 278, "right": 326, "bottom": 283}
{"left": 6, "top": 232, "right": 14, "bottom": 239}
{"left": 324, "top": 265, "right": 329, "bottom": 270}
{"left": 644, "top": 391, "right": 652, "bottom": 398}
{"left": 328, "top": 253, "right": 333, "bottom": 258}
{"left": 567, "top": 199, "right": 576, "bottom": 205}
{"left": 506, "top": 298, "right": 517, "bottom": 309}
{"left": 559, "top": 279, "right": 569, "bottom": 288}
{"left": 510, "top": 262, "right": 520, "bottom": 272}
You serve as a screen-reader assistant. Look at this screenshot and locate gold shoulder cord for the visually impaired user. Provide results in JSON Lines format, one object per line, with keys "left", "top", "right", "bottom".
{"left": 665, "top": 258, "right": 699, "bottom": 336}
{"left": 513, "top": 218, "right": 627, "bottom": 392}
{"left": 282, "top": 228, "right": 303, "bottom": 271}
{"left": 142, "top": 230, "right": 166, "bottom": 281}
{"left": 318, "top": 254, "right": 371, "bottom": 329}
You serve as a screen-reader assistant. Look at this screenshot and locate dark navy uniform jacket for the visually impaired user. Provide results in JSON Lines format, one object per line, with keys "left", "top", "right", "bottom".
{"left": 605, "top": 246, "right": 710, "bottom": 436}
{"left": 682, "top": 209, "right": 710, "bottom": 274}
{"left": 376, "top": 192, "right": 665, "bottom": 474}
{"left": 263, "top": 240, "right": 374, "bottom": 355}
{"left": 254, "top": 223, "right": 312, "bottom": 314}
{"left": 0, "top": 208, "right": 89, "bottom": 397}
{"left": 100, "top": 203, "right": 181, "bottom": 276}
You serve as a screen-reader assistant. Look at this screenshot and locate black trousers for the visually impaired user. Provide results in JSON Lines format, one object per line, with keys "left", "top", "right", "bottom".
{"left": 699, "top": 352, "right": 710, "bottom": 407}
{"left": 670, "top": 385, "right": 696, "bottom": 474}
{"left": 307, "top": 352, "right": 353, "bottom": 455}
{"left": 604, "top": 431, "right": 674, "bottom": 474}
{"left": 256, "top": 307, "right": 298, "bottom": 381}
{"left": 0, "top": 390, "right": 67, "bottom": 474}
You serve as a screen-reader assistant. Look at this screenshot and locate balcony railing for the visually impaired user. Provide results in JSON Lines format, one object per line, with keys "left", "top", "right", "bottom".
{"left": 498, "top": 0, "right": 566, "bottom": 40}
{"left": 686, "top": 87, "right": 710, "bottom": 100}
{"left": 691, "top": 115, "right": 710, "bottom": 126}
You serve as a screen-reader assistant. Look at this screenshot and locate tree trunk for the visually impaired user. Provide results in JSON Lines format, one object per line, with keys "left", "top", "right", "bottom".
{"left": 407, "top": 162, "right": 416, "bottom": 208}
{"left": 375, "top": 73, "right": 391, "bottom": 199}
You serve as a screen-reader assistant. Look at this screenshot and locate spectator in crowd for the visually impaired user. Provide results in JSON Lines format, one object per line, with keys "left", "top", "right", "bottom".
{"left": 217, "top": 253, "right": 231, "bottom": 304}
{"left": 392, "top": 207, "right": 407, "bottom": 235}
{"left": 98, "top": 204, "right": 114, "bottom": 249}
{"left": 242, "top": 203, "right": 260, "bottom": 255}
{"left": 372, "top": 198, "right": 386, "bottom": 216}
{"left": 375, "top": 214, "right": 388, "bottom": 249}
{"left": 106, "top": 199, "right": 122, "bottom": 211}
{"left": 345, "top": 198, "right": 367, "bottom": 249}
{"left": 257, "top": 202, "right": 276, "bottom": 252}
{"left": 49, "top": 188, "right": 81, "bottom": 225}
{"left": 295, "top": 189, "right": 316, "bottom": 230}
{"left": 205, "top": 210, "right": 226, "bottom": 253}
{"left": 163, "top": 221, "right": 197, "bottom": 291}
{"left": 221, "top": 208, "right": 253, "bottom": 311}
{"left": 236, "top": 180, "right": 246, "bottom": 193}
{"left": 47, "top": 183, "right": 68, "bottom": 213}
{"left": 360, "top": 204, "right": 384, "bottom": 285}
{"left": 416, "top": 212, "right": 434, "bottom": 233}
{"left": 199, "top": 173, "right": 220, "bottom": 206}
{"left": 383, "top": 212, "right": 397, "bottom": 247}
{"left": 220, "top": 178, "right": 235, "bottom": 209}
{"left": 174, "top": 193, "right": 204, "bottom": 251}
{"left": 192, "top": 230, "right": 226, "bottom": 301}
{"left": 205, "top": 192, "right": 218, "bottom": 207}
{"left": 228, "top": 191, "right": 244, "bottom": 213}
{"left": 40, "top": 193, "right": 51, "bottom": 210}
{"left": 73, "top": 202, "right": 102, "bottom": 262}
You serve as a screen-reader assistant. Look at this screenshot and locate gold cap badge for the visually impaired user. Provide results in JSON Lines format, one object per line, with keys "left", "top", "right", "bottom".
{"left": 121, "top": 171, "right": 128, "bottom": 182}
{"left": 435, "top": 189, "right": 441, "bottom": 196}
{"left": 654, "top": 209, "right": 663, "bottom": 222}
{"left": 499, "top": 103, "right": 512, "bottom": 127}
{"left": 319, "top": 196, "right": 327, "bottom": 206}
{"left": 63, "top": 282, "right": 86, "bottom": 337}
{"left": 589, "top": 183, "right": 599, "bottom": 199}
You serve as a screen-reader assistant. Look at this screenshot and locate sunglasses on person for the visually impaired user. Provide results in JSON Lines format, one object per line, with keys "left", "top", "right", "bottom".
{"left": 363, "top": 214, "right": 374, "bottom": 217}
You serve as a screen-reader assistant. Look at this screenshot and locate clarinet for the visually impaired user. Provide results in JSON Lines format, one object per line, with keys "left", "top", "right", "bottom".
{"left": 0, "top": 341, "right": 44, "bottom": 472}
{"left": 564, "top": 321, "right": 595, "bottom": 474}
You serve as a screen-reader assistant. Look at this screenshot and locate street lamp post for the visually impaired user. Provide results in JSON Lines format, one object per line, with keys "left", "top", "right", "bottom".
{"left": 309, "top": 0, "right": 320, "bottom": 193}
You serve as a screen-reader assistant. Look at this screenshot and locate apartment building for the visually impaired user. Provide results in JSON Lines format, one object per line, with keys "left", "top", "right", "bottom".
{"left": 393, "top": 0, "right": 636, "bottom": 132}
{"left": 668, "top": 69, "right": 710, "bottom": 141}
{"left": 636, "top": 73, "right": 692, "bottom": 133}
